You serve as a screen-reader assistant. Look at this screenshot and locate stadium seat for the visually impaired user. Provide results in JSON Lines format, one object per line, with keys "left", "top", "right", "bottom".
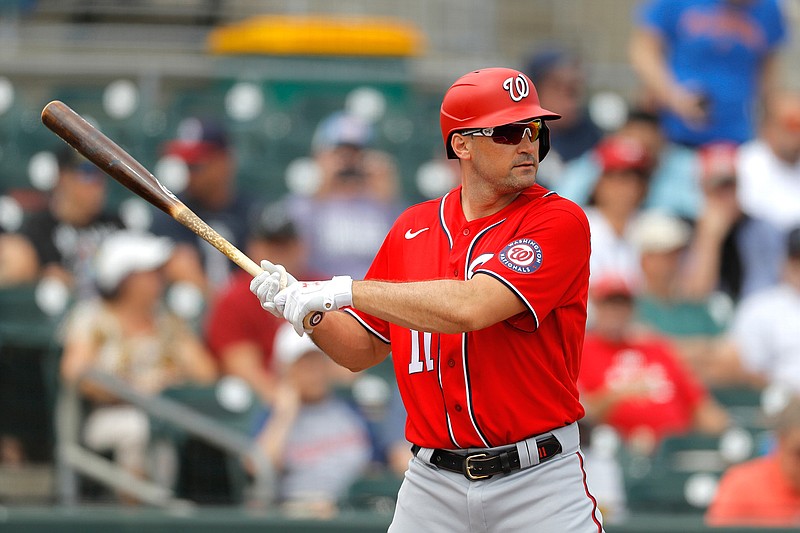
{"left": 622, "top": 433, "right": 731, "bottom": 514}
{"left": 343, "top": 468, "right": 402, "bottom": 514}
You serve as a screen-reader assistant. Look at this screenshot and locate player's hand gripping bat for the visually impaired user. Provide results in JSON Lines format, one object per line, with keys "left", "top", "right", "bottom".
{"left": 41, "top": 100, "right": 322, "bottom": 329}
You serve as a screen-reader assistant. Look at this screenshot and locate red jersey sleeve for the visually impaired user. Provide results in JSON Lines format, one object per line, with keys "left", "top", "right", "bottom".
{"left": 475, "top": 200, "right": 591, "bottom": 332}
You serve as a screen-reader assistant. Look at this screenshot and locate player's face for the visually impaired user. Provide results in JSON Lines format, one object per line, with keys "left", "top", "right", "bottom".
{"left": 461, "top": 122, "right": 541, "bottom": 193}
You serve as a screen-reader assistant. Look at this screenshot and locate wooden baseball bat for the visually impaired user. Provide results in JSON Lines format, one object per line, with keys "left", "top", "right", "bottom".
{"left": 41, "top": 100, "right": 322, "bottom": 329}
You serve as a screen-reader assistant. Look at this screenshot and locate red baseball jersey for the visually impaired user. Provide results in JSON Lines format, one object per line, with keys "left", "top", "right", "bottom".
{"left": 578, "top": 332, "right": 707, "bottom": 443}
{"left": 346, "top": 184, "right": 590, "bottom": 449}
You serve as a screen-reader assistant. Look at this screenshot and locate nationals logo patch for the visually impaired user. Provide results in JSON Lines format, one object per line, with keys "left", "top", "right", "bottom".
{"left": 499, "top": 239, "right": 543, "bottom": 274}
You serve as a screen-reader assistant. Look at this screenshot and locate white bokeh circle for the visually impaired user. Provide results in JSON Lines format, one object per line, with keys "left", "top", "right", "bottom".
{"left": 119, "top": 198, "right": 153, "bottom": 232}
{"left": 415, "top": 159, "right": 457, "bottom": 199}
{"left": 683, "top": 473, "right": 719, "bottom": 509}
{"left": 215, "top": 376, "right": 254, "bottom": 413}
{"left": 0, "top": 77, "right": 14, "bottom": 116}
{"left": 718, "top": 426, "right": 754, "bottom": 464}
{"left": 166, "top": 281, "right": 205, "bottom": 320}
{"left": 103, "top": 79, "right": 139, "bottom": 120}
{"left": 588, "top": 91, "right": 629, "bottom": 132}
{"left": 0, "top": 195, "right": 24, "bottom": 232}
{"left": 154, "top": 155, "right": 189, "bottom": 195}
{"left": 345, "top": 86, "right": 386, "bottom": 123}
{"left": 225, "top": 82, "right": 264, "bottom": 122}
{"left": 35, "top": 276, "right": 71, "bottom": 317}
{"left": 28, "top": 151, "right": 60, "bottom": 191}
{"left": 285, "top": 157, "right": 322, "bottom": 196}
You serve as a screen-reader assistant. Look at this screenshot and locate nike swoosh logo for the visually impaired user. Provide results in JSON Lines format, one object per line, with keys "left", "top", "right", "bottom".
{"left": 404, "top": 228, "right": 430, "bottom": 239}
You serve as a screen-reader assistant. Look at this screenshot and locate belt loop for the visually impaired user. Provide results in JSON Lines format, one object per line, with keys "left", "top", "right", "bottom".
{"left": 516, "top": 437, "right": 539, "bottom": 469}
{"left": 415, "top": 447, "right": 435, "bottom": 464}
{"left": 551, "top": 422, "right": 580, "bottom": 455}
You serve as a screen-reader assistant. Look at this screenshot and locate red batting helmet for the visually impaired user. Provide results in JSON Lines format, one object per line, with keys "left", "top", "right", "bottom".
{"left": 440, "top": 67, "right": 561, "bottom": 160}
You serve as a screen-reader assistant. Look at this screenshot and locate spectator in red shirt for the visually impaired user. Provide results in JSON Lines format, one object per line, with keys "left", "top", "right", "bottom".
{"left": 579, "top": 274, "right": 729, "bottom": 454}
{"left": 706, "top": 395, "right": 800, "bottom": 527}
{"left": 204, "top": 203, "right": 312, "bottom": 405}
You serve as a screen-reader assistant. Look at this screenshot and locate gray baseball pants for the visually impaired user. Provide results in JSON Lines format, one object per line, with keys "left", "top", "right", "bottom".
{"left": 388, "top": 423, "right": 604, "bottom": 533}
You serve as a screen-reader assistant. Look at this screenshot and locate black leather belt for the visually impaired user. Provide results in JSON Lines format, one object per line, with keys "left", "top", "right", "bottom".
{"left": 411, "top": 434, "right": 562, "bottom": 481}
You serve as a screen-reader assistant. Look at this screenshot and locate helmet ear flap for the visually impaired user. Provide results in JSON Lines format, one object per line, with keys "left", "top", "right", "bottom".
{"left": 538, "top": 123, "right": 551, "bottom": 161}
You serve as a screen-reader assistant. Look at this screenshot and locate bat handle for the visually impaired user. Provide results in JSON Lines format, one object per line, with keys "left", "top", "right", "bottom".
{"left": 174, "top": 208, "right": 324, "bottom": 330}
{"left": 244, "top": 259, "right": 323, "bottom": 330}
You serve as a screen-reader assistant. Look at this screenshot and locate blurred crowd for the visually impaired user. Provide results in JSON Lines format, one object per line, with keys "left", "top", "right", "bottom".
{"left": 1, "top": 0, "right": 799, "bottom": 527}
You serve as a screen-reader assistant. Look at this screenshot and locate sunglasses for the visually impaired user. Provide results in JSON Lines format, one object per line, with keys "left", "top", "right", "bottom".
{"left": 460, "top": 119, "right": 542, "bottom": 145}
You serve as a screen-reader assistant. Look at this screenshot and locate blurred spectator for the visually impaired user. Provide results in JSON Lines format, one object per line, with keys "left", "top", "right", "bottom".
{"left": 18, "top": 147, "right": 126, "bottom": 300}
{"left": 579, "top": 275, "right": 730, "bottom": 454}
{"left": 556, "top": 109, "right": 702, "bottom": 220}
{"left": 284, "top": 111, "right": 404, "bottom": 279}
{"left": 706, "top": 395, "right": 800, "bottom": 527}
{"left": 374, "top": 385, "right": 412, "bottom": 478}
{"left": 682, "top": 142, "right": 784, "bottom": 303}
{"left": 522, "top": 45, "right": 604, "bottom": 184}
{"left": 630, "top": 210, "right": 733, "bottom": 383}
{"left": 253, "top": 324, "right": 371, "bottom": 518}
{"left": 584, "top": 135, "right": 655, "bottom": 285}
{"left": 722, "top": 226, "right": 800, "bottom": 392}
{"left": 581, "top": 423, "right": 629, "bottom": 525}
{"left": 629, "top": 0, "right": 787, "bottom": 147}
{"left": 737, "top": 90, "right": 800, "bottom": 232}
{"left": 59, "top": 230, "right": 217, "bottom": 500}
{"left": 205, "top": 202, "right": 315, "bottom": 406}
{"left": 0, "top": 230, "right": 38, "bottom": 286}
{"left": 151, "top": 116, "right": 256, "bottom": 294}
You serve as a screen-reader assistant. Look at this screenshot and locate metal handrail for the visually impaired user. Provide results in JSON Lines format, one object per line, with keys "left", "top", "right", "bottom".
{"left": 56, "top": 370, "right": 275, "bottom": 509}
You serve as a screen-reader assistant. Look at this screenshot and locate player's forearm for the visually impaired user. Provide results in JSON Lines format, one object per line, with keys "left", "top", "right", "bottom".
{"left": 309, "top": 311, "right": 390, "bottom": 372}
{"left": 351, "top": 278, "right": 495, "bottom": 334}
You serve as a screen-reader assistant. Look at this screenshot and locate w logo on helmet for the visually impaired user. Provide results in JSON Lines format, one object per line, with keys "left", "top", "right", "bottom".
{"left": 503, "top": 74, "right": 530, "bottom": 102}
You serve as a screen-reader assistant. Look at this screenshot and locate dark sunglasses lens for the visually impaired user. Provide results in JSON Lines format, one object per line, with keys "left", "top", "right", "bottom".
{"left": 491, "top": 122, "right": 541, "bottom": 145}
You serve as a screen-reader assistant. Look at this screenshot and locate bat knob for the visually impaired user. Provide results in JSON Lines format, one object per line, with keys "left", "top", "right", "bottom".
{"left": 306, "top": 312, "right": 324, "bottom": 328}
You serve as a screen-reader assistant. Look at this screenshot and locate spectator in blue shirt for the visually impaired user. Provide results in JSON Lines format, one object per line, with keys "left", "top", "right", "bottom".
{"left": 630, "top": 0, "right": 787, "bottom": 147}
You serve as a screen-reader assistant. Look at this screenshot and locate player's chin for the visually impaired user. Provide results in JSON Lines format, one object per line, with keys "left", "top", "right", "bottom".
{"left": 511, "top": 164, "right": 537, "bottom": 182}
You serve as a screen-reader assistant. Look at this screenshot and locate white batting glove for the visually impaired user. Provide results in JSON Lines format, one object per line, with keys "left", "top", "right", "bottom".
{"left": 249, "top": 260, "right": 298, "bottom": 317}
{"left": 275, "top": 276, "right": 353, "bottom": 335}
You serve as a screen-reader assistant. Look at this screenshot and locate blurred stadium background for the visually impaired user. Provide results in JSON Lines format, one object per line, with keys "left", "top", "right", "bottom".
{"left": 0, "top": 1, "right": 799, "bottom": 532}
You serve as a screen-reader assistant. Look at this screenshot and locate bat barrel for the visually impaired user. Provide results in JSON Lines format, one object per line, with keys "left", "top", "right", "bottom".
{"left": 41, "top": 100, "right": 182, "bottom": 216}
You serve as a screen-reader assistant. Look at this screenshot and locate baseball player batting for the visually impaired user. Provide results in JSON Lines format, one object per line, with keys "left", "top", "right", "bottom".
{"left": 251, "top": 67, "right": 604, "bottom": 532}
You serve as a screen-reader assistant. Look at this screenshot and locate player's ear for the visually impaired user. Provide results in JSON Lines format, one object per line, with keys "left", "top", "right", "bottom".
{"left": 450, "top": 133, "right": 472, "bottom": 160}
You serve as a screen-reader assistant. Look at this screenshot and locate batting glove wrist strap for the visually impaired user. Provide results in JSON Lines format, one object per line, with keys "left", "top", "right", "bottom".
{"left": 276, "top": 276, "right": 353, "bottom": 335}
{"left": 326, "top": 276, "right": 354, "bottom": 310}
